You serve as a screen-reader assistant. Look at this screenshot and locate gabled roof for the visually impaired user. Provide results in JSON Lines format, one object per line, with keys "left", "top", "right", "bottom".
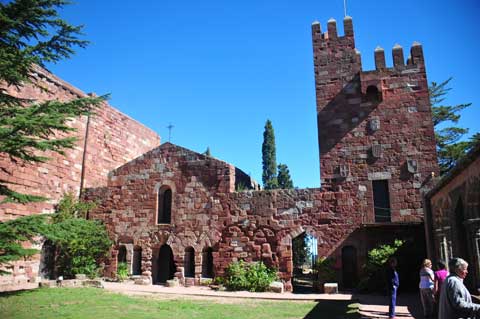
{"left": 109, "top": 142, "right": 250, "bottom": 178}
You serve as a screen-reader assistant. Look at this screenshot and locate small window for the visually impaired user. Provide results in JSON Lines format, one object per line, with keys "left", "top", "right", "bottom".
{"left": 366, "top": 85, "right": 382, "bottom": 103}
{"left": 157, "top": 187, "right": 172, "bottom": 224}
{"left": 372, "top": 180, "right": 391, "bottom": 222}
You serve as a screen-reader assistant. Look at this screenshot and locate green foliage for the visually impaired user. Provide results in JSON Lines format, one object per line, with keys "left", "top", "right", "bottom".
{"left": 235, "top": 182, "right": 247, "bottom": 192}
{"left": 277, "top": 163, "right": 294, "bottom": 189}
{"left": 224, "top": 260, "right": 277, "bottom": 292}
{"left": 0, "top": 0, "right": 107, "bottom": 204}
{"left": 262, "top": 119, "right": 278, "bottom": 190}
{"left": 357, "top": 239, "right": 404, "bottom": 292}
{"left": 116, "top": 262, "right": 129, "bottom": 282}
{"left": 45, "top": 217, "right": 111, "bottom": 278}
{"left": 52, "top": 193, "right": 95, "bottom": 222}
{"left": 0, "top": 214, "right": 47, "bottom": 274}
{"left": 316, "top": 257, "right": 336, "bottom": 283}
{"left": 430, "top": 78, "right": 477, "bottom": 174}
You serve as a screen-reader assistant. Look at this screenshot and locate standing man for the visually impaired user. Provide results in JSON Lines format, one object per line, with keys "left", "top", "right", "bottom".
{"left": 386, "top": 257, "right": 399, "bottom": 319}
{"left": 439, "top": 258, "right": 480, "bottom": 319}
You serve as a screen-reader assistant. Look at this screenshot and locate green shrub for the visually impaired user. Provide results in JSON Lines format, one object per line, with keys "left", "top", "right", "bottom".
{"left": 72, "top": 255, "right": 99, "bottom": 279}
{"left": 224, "top": 260, "right": 277, "bottom": 292}
{"left": 316, "top": 257, "right": 336, "bottom": 283}
{"left": 357, "top": 239, "right": 404, "bottom": 293}
{"left": 245, "top": 261, "right": 277, "bottom": 292}
{"left": 116, "top": 262, "right": 129, "bottom": 282}
{"left": 46, "top": 217, "right": 112, "bottom": 279}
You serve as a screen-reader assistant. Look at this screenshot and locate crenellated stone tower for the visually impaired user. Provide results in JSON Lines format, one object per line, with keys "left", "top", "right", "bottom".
{"left": 312, "top": 17, "right": 438, "bottom": 224}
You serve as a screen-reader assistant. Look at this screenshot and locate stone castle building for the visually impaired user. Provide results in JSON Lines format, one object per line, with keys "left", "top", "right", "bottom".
{"left": 1, "top": 16, "right": 444, "bottom": 291}
{"left": 80, "top": 17, "right": 438, "bottom": 290}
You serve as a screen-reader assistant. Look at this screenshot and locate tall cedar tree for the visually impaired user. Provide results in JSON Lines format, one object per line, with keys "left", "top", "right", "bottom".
{"left": 277, "top": 163, "right": 293, "bottom": 189}
{"left": 430, "top": 78, "right": 478, "bottom": 174}
{"left": 262, "top": 120, "right": 278, "bottom": 189}
{"left": 0, "top": 0, "right": 105, "bottom": 268}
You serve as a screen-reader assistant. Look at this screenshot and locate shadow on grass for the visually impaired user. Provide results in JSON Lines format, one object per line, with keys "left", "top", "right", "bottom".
{"left": 0, "top": 289, "right": 35, "bottom": 298}
{"left": 303, "top": 299, "right": 359, "bottom": 319}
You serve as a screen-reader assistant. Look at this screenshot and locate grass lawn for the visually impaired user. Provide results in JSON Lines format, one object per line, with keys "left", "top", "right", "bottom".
{"left": 0, "top": 287, "right": 359, "bottom": 319}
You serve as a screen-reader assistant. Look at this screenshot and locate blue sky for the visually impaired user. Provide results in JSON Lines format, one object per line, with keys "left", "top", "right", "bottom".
{"left": 48, "top": 0, "right": 479, "bottom": 188}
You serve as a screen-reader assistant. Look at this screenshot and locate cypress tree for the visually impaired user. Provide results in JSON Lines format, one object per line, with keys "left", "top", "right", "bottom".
{"left": 277, "top": 163, "right": 294, "bottom": 189}
{"left": 262, "top": 120, "right": 278, "bottom": 189}
{"left": 204, "top": 147, "right": 211, "bottom": 157}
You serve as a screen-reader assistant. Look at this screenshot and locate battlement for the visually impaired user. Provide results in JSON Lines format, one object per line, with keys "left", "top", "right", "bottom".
{"left": 371, "top": 42, "right": 425, "bottom": 71}
{"left": 312, "top": 17, "right": 425, "bottom": 74}
{"left": 311, "top": 16, "right": 354, "bottom": 41}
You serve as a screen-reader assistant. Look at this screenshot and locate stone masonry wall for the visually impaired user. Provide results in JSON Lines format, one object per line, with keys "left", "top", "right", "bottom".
{"left": 0, "top": 66, "right": 160, "bottom": 221}
{"left": 428, "top": 149, "right": 480, "bottom": 290}
{"left": 312, "top": 17, "right": 438, "bottom": 223}
{"left": 84, "top": 143, "right": 389, "bottom": 291}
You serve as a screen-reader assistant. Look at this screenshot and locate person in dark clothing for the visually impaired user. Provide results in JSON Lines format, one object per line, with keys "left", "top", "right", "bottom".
{"left": 386, "top": 257, "right": 399, "bottom": 319}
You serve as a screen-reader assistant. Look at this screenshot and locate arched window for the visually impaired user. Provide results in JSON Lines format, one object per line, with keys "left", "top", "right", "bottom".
{"left": 202, "top": 247, "right": 214, "bottom": 278}
{"left": 157, "top": 186, "right": 172, "bottom": 224}
{"left": 184, "top": 247, "right": 195, "bottom": 278}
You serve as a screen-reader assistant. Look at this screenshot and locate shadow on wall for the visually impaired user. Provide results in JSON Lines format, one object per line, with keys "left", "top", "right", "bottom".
{"left": 318, "top": 74, "right": 381, "bottom": 156}
{"left": 323, "top": 224, "right": 426, "bottom": 293}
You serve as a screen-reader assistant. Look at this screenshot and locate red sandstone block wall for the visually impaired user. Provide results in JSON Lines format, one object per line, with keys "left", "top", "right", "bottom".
{"left": 312, "top": 18, "right": 438, "bottom": 224}
{"left": 0, "top": 66, "right": 160, "bottom": 221}
{"left": 83, "top": 143, "right": 368, "bottom": 288}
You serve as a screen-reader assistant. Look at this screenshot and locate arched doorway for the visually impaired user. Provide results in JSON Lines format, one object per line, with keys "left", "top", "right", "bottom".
{"left": 39, "top": 240, "right": 55, "bottom": 279}
{"left": 292, "top": 232, "right": 316, "bottom": 293}
{"left": 342, "top": 246, "right": 358, "bottom": 289}
{"left": 155, "top": 244, "right": 176, "bottom": 284}
{"left": 202, "top": 247, "right": 214, "bottom": 278}
{"left": 132, "top": 247, "right": 142, "bottom": 276}
{"left": 184, "top": 247, "right": 195, "bottom": 278}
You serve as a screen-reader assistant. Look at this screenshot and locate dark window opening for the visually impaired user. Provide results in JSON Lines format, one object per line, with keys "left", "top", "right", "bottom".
{"left": 373, "top": 180, "right": 391, "bottom": 222}
{"left": 157, "top": 187, "right": 172, "bottom": 224}
{"left": 366, "top": 85, "right": 382, "bottom": 103}
{"left": 184, "top": 247, "right": 195, "bottom": 278}
{"left": 201, "top": 247, "right": 214, "bottom": 278}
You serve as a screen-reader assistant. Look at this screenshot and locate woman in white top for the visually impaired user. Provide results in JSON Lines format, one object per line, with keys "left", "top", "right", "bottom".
{"left": 419, "top": 258, "right": 435, "bottom": 318}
